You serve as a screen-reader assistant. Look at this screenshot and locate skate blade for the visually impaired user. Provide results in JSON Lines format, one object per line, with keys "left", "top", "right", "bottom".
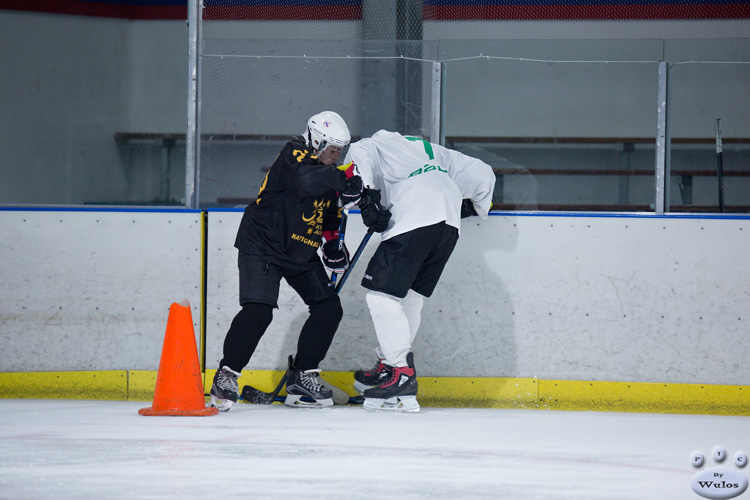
{"left": 353, "top": 380, "right": 375, "bottom": 395}
{"left": 209, "top": 395, "right": 234, "bottom": 412}
{"left": 363, "top": 396, "right": 420, "bottom": 413}
{"left": 284, "top": 394, "right": 334, "bottom": 408}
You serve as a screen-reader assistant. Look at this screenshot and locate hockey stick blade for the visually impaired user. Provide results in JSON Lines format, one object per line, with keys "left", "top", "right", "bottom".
{"left": 241, "top": 384, "right": 280, "bottom": 405}
{"left": 240, "top": 366, "right": 288, "bottom": 405}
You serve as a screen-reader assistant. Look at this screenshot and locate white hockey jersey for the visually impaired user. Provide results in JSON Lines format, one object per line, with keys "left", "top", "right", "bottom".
{"left": 344, "top": 130, "right": 496, "bottom": 240}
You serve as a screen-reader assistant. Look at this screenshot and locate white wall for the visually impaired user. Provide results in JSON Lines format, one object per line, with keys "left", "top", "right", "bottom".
{"left": 0, "top": 12, "right": 129, "bottom": 204}
{"left": 0, "top": 12, "right": 187, "bottom": 205}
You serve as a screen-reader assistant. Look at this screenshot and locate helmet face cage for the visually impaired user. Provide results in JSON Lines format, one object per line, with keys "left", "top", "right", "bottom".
{"left": 304, "top": 111, "right": 351, "bottom": 164}
{"left": 314, "top": 141, "right": 350, "bottom": 166}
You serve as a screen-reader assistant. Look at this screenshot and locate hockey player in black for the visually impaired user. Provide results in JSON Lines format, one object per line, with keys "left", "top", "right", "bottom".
{"left": 210, "top": 111, "right": 363, "bottom": 411}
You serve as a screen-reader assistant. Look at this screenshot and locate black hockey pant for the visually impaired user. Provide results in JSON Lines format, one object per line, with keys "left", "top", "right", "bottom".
{"left": 220, "top": 296, "right": 343, "bottom": 373}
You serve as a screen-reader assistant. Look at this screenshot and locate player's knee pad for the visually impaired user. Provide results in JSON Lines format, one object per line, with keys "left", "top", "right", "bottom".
{"left": 401, "top": 289, "right": 424, "bottom": 313}
{"left": 365, "top": 291, "right": 411, "bottom": 367}
{"left": 365, "top": 291, "right": 404, "bottom": 321}
{"left": 237, "top": 302, "right": 273, "bottom": 332}
{"left": 222, "top": 302, "right": 274, "bottom": 368}
{"left": 401, "top": 290, "right": 424, "bottom": 341}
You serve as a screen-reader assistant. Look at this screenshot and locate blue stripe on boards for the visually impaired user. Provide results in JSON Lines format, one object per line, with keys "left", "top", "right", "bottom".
{"left": 2, "top": 206, "right": 746, "bottom": 220}
{"left": 489, "top": 211, "right": 750, "bottom": 220}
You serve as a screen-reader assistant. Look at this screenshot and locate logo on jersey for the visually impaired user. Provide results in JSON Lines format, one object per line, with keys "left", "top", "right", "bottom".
{"left": 295, "top": 199, "right": 330, "bottom": 248}
{"left": 409, "top": 163, "right": 448, "bottom": 178}
{"left": 302, "top": 199, "right": 330, "bottom": 236}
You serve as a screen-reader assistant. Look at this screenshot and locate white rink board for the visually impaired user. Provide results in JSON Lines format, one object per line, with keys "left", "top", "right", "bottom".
{"left": 206, "top": 212, "right": 750, "bottom": 385}
{"left": 435, "top": 215, "right": 750, "bottom": 384}
{"left": 0, "top": 210, "right": 202, "bottom": 372}
{"left": 2, "top": 209, "right": 747, "bottom": 385}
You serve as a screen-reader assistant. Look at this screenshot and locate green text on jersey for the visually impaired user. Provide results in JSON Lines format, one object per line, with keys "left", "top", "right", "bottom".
{"left": 405, "top": 136, "right": 447, "bottom": 178}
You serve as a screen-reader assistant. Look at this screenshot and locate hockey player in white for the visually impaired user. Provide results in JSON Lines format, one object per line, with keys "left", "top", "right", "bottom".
{"left": 344, "top": 130, "right": 495, "bottom": 412}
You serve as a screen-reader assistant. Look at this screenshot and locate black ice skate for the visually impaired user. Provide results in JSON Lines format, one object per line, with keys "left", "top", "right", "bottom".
{"left": 362, "top": 352, "right": 419, "bottom": 412}
{"left": 209, "top": 365, "right": 241, "bottom": 412}
{"left": 353, "top": 358, "right": 392, "bottom": 394}
{"left": 285, "top": 367, "right": 334, "bottom": 408}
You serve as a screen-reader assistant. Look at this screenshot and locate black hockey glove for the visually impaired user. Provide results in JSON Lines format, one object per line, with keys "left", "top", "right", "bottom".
{"left": 322, "top": 239, "right": 350, "bottom": 274}
{"left": 359, "top": 188, "right": 391, "bottom": 233}
{"left": 460, "top": 198, "right": 478, "bottom": 218}
{"left": 340, "top": 175, "right": 363, "bottom": 209}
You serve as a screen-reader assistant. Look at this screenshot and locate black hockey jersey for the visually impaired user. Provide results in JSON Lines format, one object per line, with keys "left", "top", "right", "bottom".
{"left": 235, "top": 138, "right": 346, "bottom": 270}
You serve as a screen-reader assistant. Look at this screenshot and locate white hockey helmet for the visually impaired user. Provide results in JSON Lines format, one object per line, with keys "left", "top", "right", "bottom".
{"left": 304, "top": 111, "right": 351, "bottom": 157}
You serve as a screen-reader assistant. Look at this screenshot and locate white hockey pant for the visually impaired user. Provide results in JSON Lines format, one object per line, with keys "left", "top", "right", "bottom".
{"left": 365, "top": 290, "right": 424, "bottom": 367}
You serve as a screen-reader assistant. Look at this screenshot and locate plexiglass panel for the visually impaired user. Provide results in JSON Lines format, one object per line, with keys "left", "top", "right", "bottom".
{"left": 440, "top": 39, "right": 662, "bottom": 211}
{"left": 665, "top": 39, "right": 750, "bottom": 213}
{"left": 5, "top": 6, "right": 747, "bottom": 213}
{"left": 198, "top": 38, "right": 437, "bottom": 207}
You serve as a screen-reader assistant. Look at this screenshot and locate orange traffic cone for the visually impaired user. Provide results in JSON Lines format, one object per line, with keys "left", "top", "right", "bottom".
{"left": 139, "top": 300, "right": 219, "bottom": 416}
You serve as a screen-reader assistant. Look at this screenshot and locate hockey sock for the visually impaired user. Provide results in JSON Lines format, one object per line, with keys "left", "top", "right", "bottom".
{"left": 401, "top": 289, "right": 424, "bottom": 345}
{"left": 293, "top": 295, "right": 343, "bottom": 370}
{"left": 219, "top": 302, "right": 273, "bottom": 372}
{"left": 365, "top": 291, "right": 411, "bottom": 367}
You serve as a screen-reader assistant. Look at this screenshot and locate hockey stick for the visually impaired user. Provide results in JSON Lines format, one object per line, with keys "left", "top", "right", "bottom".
{"left": 240, "top": 355, "right": 291, "bottom": 405}
{"left": 335, "top": 227, "right": 374, "bottom": 293}
{"left": 715, "top": 118, "right": 725, "bottom": 213}
{"left": 240, "top": 229, "right": 374, "bottom": 405}
{"left": 240, "top": 357, "right": 359, "bottom": 406}
{"left": 329, "top": 208, "right": 348, "bottom": 287}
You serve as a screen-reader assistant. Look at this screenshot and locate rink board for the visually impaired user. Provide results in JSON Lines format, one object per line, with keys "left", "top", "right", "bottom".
{"left": 2, "top": 208, "right": 750, "bottom": 412}
{"left": 0, "top": 209, "right": 203, "bottom": 372}
{"left": 205, "top": 210, "right": 750, "bottom": 387}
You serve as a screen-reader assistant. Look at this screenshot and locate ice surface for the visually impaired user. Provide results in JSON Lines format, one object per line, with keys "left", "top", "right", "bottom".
{"left": 0, "top": 399, "right": 747, "bottom": 500}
